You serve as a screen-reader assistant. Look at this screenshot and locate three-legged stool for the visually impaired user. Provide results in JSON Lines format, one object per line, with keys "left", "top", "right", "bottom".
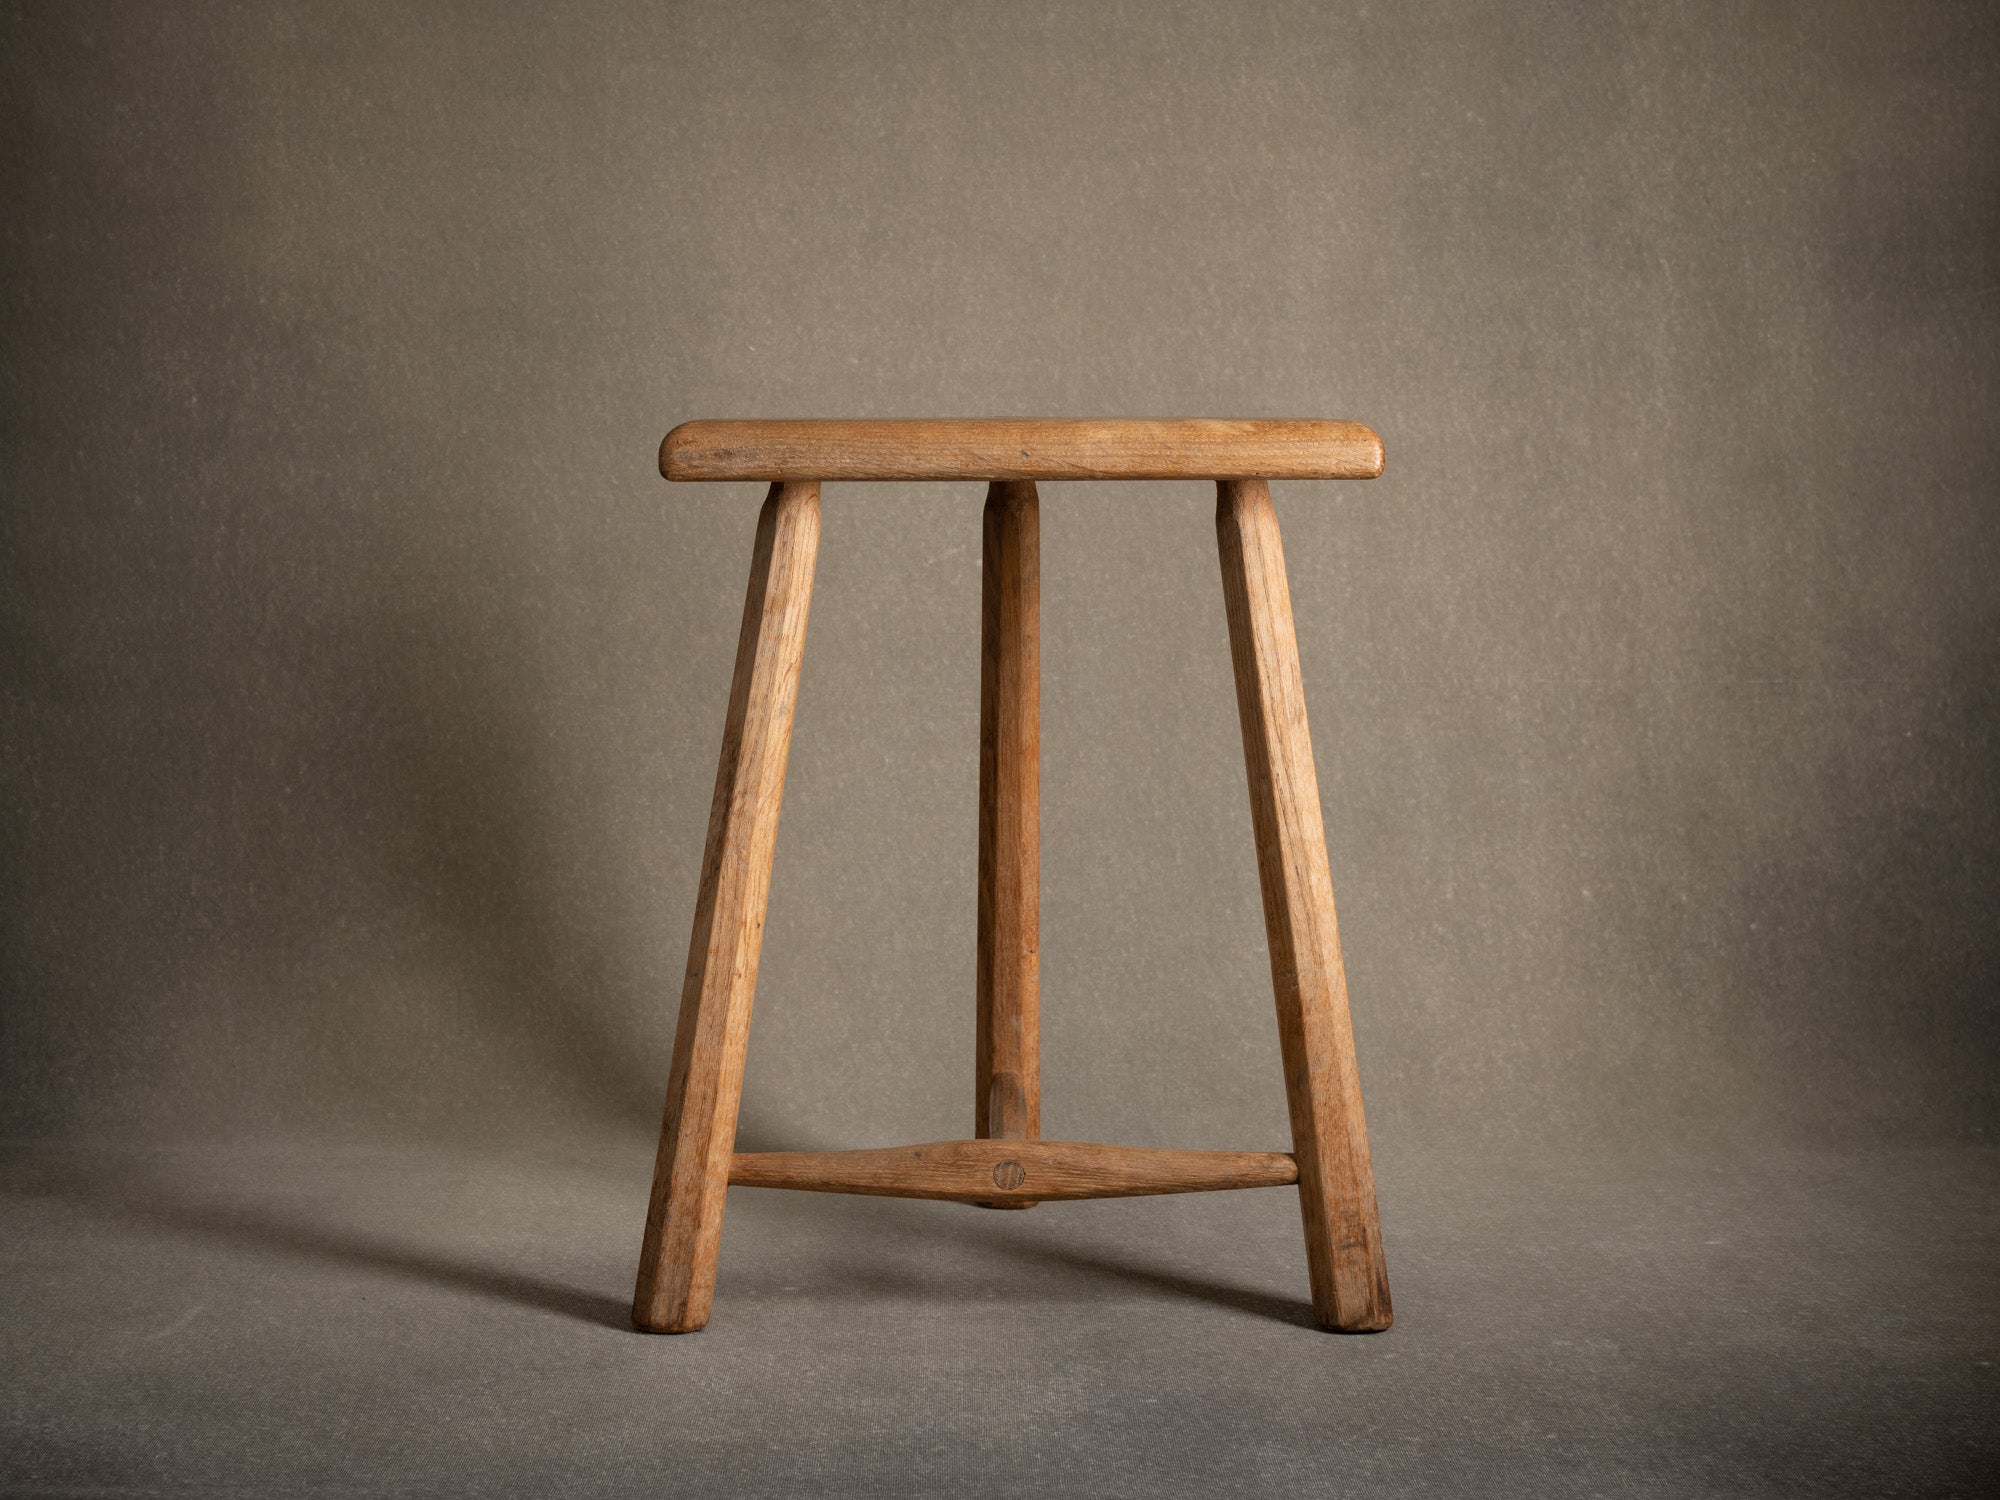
{"left": 632, "top": 419, "right": 1393, "bottom": 1334}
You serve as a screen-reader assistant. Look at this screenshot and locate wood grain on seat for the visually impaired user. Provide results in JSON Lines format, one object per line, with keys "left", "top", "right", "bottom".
{"left": 661, "top": 418, "right": 1384, "bottom": 482}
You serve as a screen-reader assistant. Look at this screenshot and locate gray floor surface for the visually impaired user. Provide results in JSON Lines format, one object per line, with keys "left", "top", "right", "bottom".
{"left": 1, "top": 1135, "right": 1994, "bottom": 1497}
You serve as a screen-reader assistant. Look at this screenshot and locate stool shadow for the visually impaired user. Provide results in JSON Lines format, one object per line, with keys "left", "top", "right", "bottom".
{"left": 42, "top": 1162, "right": 632, "bottom": 1333}
{"left": 748, "top": 1188, "right": 1321, "bottom": 1330}
{"left": 41, "top": 1135, "right": 1318, "bottom": 1335}
{"left": 990, "top": 1239, "right": 1322, "bottom": 1330}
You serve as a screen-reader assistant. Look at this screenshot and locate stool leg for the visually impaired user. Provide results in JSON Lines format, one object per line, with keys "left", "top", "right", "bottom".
{"left": 633, "top": 480, "right": 821, "bottom": 1332}
{"left": 975, "top": 480, "right": 1040, "bottom": 1203}
{"left": 1215, "top": 479, "right": 1392, "bottom": 1332}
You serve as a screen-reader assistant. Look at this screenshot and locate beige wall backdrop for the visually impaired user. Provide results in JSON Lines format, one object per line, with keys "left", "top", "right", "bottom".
{"left": 5, "top": 1, "right": 1996, "bottom": 1154}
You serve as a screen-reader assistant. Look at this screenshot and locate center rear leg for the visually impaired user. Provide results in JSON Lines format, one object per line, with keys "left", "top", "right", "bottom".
{"left": 976, "top": 479, "right": 1040, "bottom": 1207}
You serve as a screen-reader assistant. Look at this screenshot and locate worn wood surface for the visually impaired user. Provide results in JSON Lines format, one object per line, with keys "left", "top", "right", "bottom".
{"left": 730, "top": 1140, "right": 1299, "bottom": 1203}
{"left": 661, "top": 419, "right": 1384, "bottom": 482}
{"left": 976, "top": 481, "right": 1040, "bottom": 1205}
{"left": 632, "top": 481, "right": 820, "bottom": 1334}
{"left": 1216, "top": 477, "right": 1393, "bottom": 1333}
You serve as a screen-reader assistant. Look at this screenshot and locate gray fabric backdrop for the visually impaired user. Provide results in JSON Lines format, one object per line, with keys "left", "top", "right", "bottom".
{"left": 6, "top": 0, "right": 1997, "bottom": 1158}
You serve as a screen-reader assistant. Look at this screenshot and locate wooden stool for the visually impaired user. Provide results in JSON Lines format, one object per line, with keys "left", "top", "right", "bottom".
{"left": 632, "top": 420, "right": 1393, "bottom": 1334}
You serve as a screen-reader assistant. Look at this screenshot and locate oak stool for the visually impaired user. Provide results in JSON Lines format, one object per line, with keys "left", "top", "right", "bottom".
{"left": 633, "top": 420, "right": 1393, "bottom": 1334}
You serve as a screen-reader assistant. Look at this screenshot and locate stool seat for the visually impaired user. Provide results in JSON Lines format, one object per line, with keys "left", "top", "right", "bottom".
{"left": 662, "top": 417, "right": 1384, "bottom": 482}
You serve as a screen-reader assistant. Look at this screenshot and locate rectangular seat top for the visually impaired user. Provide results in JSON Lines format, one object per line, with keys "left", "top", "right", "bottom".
{"left": 660, "top": 419, "right": 1383, "bottom": 482}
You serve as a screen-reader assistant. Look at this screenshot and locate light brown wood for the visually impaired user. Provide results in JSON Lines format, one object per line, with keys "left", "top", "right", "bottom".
{"left": 632, "top": 424, "right": 1401, "bottom": 1333}
{"left": 661, "top": 419, "right": 1384, "bottom": 482}
{"left": 730, "top": 1140, "right": 1299, "bottom": 1203}
{"left": 976, "top": 481, "right": 1040, "bottom": 1207}
{"left": 632, "top": 480, "right": 820, "bottom": 1334}
{"left": 1216, "top": 478, "right": 1393, "bottom": 1334}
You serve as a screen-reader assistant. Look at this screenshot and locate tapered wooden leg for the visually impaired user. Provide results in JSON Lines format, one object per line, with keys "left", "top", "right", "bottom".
{"left": 975, "top": 481, "right": 1040, "bottom": 1206}
{"left": 1215, "top": 479, "right": 1392, "bottom": 1332}
{"left": 633, "top": 481, "right": 820, "bottom": 1333}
